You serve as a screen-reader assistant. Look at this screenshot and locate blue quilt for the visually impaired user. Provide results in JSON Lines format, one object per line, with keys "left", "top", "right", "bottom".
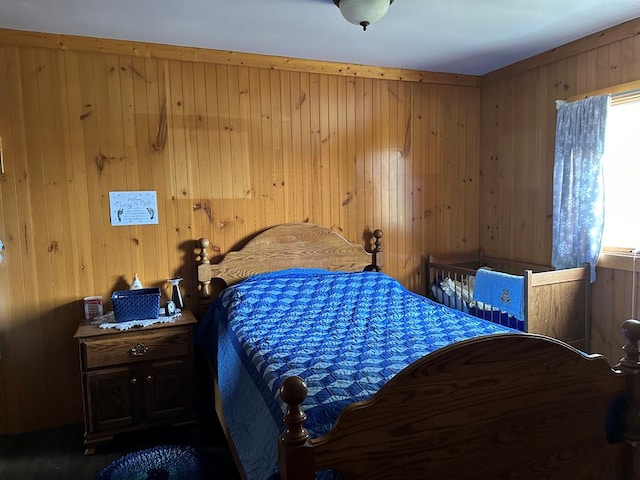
{"left": 196, "top": 269, "right": 517, "bottom": 480}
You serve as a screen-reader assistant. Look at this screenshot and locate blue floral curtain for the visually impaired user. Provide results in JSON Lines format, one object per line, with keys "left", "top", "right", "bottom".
{"left": 552, "top": 94, "right": 609, "bottom": 282}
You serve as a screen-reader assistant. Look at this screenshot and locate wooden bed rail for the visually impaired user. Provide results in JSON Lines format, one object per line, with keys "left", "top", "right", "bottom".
{"left": 279, "top": 321, "right": 640, "bottom": 480}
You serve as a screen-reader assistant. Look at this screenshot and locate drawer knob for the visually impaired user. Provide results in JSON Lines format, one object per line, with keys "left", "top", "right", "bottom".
{"left": 145, "top": 375, "right": 153, "bottom": 383}
{"left": 130, "top": 343, "right": 149, "bottom": 357}
{"left": 130, "top": 377, "right": 138, "bottom": 385}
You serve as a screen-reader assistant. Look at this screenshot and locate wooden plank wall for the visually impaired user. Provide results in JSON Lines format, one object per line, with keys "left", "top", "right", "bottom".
{"left": 0, "top": 29, "right": 481, "bottom": 433}
{"left": 480, "top": 17, "right": 640, "bottom": 364}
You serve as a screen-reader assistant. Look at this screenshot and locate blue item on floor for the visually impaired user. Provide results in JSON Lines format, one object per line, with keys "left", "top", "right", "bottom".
{"left": 96, "top": 444, "right": 213, "bottom": 480}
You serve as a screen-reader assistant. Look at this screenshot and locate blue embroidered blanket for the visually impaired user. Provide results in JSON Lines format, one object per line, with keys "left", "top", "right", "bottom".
{"left": 472, "top": 267, "right": 525, "bottom": 320}
{"left": 196, "top": 269, "right": 517, "bottom": 480}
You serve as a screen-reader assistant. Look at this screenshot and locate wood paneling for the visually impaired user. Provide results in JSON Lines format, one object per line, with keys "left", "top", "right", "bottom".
{"left": 481, "top": 17, "right": 640, "bottom": 364}
{"left": 3, "top": 15, "right": 637, "bottom": 434}
{"left": 0, "top": 28, "right": 481, "bottom": 87}
{"left": 0, "top": 30, "right": 481, "bottom": 433}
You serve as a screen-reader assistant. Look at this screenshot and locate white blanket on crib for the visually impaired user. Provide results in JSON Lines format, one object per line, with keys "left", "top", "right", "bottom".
{"left": 440, "top": 276, "right": 474, "bottom": 304}
{"left": 439, "top": 275, "right": 497, "bottom": 312}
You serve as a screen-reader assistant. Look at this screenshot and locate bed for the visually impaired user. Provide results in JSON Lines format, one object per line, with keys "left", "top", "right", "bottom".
{"left": 195, "top": 223, "right": 640, "bottom": 480}
{"left": 426, "top": 251, "right": 591, "bottom": 351}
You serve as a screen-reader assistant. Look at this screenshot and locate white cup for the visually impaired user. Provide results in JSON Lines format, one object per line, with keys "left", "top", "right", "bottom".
{"left": 84, "top": 296, "right": 103, "bottom": 319}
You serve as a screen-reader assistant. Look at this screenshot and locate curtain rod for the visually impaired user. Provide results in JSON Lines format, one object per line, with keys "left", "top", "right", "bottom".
{"left": 563, "top": 79, "right": 640, "bottom": 103}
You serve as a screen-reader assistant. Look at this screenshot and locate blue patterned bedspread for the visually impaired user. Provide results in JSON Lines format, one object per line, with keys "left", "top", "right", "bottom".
{"left": 196, "top": 269, "right": 517, "bottom": 480}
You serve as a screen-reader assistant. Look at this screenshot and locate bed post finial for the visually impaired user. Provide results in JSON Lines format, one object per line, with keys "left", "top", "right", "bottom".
{"left": 372, "top": 229, "right": 384, "bottom": 272}
{"left": 620, "top": 319, "right": 640, "bottom": 368}
{"left": 278, "top": 376, "right": 315, "bottom": 480}
{"left": 280, "top": 376, "right": 309, "bottom": 446}
{"left": 197, "top": 238, "right": 212, "bottom": 301}
{"left": 617, "top": 319, "right": 640, "bottom": 451}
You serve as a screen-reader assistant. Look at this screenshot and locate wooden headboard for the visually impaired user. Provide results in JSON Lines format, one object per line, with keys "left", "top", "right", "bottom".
{"left": 197, "top": 223, "right": 383, "bottom": 304}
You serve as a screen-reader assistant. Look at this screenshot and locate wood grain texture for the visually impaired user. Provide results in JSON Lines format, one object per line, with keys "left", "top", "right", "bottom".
{"left": 481, "top": 17, "right": 640, "bottom": 364}
{"left": 0, "top": 17, "right": 638, "bottom": 433}
{"left": 426, "top": 251, "right": 590, "bottom": 349}
{"left": 82, "top": 328, "right": 191, "bottom": 369}
{"left": 0, "top": 28, "right": 481, "bottom": 87}
{"left": 280, "top": 334, "right": 627, "bottom": 479}
{"left": 1, "top": 29, "right": 478, "bottom": 430}
{"left": 197, "top": 223, "right": 378, "bottom": 289}
{"left": 75, "top": 312, "right": 197, "bottom": 453}
{"left": 75, "top": 315, "right": 197, "bottom": 366}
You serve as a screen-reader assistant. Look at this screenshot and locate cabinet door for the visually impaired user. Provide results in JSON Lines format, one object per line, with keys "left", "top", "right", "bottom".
{"left": 143, "top": 359, "right": 193, "bottom": 423}
{"left": 86, "top": 366, "right": 141, "bottom": 432}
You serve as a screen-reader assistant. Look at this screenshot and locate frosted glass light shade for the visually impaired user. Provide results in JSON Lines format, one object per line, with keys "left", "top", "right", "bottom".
{"left": 335, "top": 0, "right": 393, "bottom": 31}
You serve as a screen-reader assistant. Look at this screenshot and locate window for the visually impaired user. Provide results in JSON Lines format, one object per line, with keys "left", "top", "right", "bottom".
{"left": 601, "top": 94, "right": 640, "bottom": 252}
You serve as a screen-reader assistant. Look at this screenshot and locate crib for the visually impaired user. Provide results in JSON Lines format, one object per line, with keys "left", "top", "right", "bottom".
{"left": 426, "top": 250, "right": 590, "bottom": 351}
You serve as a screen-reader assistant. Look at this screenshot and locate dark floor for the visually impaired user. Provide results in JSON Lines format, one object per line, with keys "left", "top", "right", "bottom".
{"left": 0, "top": 418, "right": 240, "bottom": 480}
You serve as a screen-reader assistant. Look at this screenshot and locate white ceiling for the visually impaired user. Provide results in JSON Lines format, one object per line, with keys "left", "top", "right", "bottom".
{"left": 1, "top": 0, "right": 639, "bottom": 76}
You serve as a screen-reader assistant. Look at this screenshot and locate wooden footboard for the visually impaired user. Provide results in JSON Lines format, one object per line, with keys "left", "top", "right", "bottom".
{"left": 279, "top": 322, "right": 640, "bottom": 479}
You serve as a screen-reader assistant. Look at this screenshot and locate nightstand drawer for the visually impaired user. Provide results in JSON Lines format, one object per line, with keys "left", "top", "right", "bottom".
{"left": 83, "top": 327, "right": 191, "bottom": 369}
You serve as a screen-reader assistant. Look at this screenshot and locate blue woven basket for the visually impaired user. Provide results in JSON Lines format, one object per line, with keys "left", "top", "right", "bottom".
{"left": 111, "top": 287, "right": 161, "bottom": 322}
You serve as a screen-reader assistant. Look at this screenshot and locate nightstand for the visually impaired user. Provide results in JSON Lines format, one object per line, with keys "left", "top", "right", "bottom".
{"left": 74, "top": 311, "right": 197, "bottom": 454}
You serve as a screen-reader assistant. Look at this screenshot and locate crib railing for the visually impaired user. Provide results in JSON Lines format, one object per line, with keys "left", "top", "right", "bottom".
{"left": 426, "top": 253, "right": 529, "bottom": 331}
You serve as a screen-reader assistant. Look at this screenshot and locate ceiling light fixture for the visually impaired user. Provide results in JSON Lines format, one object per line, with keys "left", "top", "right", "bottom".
{"left": 333, "top": 0, "right": 394, "bottom": 31}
